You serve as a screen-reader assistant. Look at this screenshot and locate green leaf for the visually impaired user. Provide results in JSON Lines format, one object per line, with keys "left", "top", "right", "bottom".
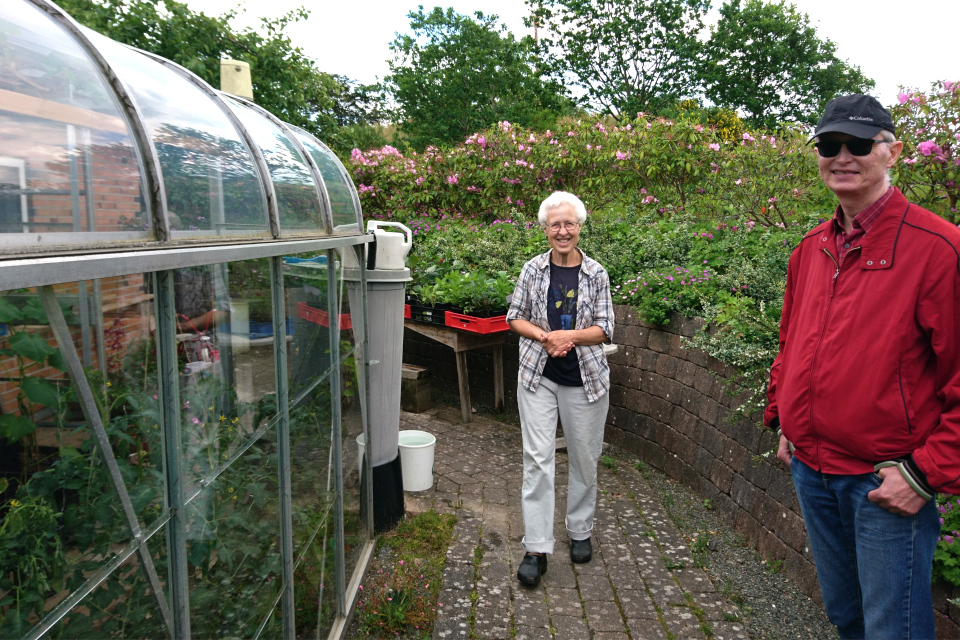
{"left": 21, "top": 298, "right": 48, "bottom": 324}
{"left": 9, "top": 332, "right": 55, "bottom": 363}
{"left": 0, "top": 414, "right": 36, "bottom": 442}
{"left": 21, "top": 377, "right": 63, "bottom": 408}
{"left": 0, "top": 297, "right": 23, "bottom": 324}
{"left": 47, "top": 350, "right": 67, "bottom": 372}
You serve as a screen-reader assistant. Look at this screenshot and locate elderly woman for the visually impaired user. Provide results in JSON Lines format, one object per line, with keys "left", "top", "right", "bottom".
{"left": 506, "top": 191, "right": 614, "bottom": 586}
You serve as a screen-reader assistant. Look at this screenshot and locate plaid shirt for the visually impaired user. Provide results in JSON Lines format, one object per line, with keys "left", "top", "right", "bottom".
{"left": 507, "top": 249, "right": 614, "bottom": 402}
{"left": 832, "top": 186, "right": 894, "bottom": 265}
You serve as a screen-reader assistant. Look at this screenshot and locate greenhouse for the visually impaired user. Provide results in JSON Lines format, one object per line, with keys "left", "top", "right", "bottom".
{"left": 0, "top": 1, "right": 376, "bottom": 638}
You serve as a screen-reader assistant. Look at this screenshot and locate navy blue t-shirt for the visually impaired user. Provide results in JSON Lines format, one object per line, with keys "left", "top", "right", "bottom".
{"left": 541, "top": 262, "right": 583, "bottom": 387}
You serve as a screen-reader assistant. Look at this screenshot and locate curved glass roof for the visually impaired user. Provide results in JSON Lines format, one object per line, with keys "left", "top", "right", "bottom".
{"left": 0, "top": 0, "right": 363, "bottom": 256}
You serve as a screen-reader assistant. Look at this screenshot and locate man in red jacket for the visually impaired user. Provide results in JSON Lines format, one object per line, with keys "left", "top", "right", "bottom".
{"left": 766, "top": 94, "right": 960, "bottom": 639}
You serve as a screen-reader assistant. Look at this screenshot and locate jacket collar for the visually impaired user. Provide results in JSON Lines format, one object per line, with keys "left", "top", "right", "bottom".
{"left": 849, "top": 187, "right": 909, "bottom": 271}
{"left": 531, "top": 248, "right": 601, "bottom": 278}
{"left": 804, "top": 188, "right": 909, "bottom": 271}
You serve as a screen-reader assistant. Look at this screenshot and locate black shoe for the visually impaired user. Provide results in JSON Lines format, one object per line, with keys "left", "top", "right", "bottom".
{"left": 517, "top": 553, "right": 548, "bottom": 586}
{"left": 570, "top": 538, "right": 592, "bottom": 564}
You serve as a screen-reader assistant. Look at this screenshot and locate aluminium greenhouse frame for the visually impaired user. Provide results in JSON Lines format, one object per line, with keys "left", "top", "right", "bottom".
{"left": 0, "top": 1, "right": 377, "bottom": 638}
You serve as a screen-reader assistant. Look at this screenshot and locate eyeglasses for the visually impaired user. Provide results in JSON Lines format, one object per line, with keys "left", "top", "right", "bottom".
{"left": 815, "top": 138, "right": 891, "bottom": 158}
{"left": 546, "top": 221, "right": 581, "bottom": 233}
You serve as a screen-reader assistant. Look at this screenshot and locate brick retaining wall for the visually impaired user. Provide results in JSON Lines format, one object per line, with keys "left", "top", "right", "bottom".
{"left": 402, "top": 307, "right": 960, "bottom": 635}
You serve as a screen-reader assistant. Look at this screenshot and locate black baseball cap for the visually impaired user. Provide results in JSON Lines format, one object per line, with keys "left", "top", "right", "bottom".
{"left": 809, "top": 94, "right": 895, "bottom": 142}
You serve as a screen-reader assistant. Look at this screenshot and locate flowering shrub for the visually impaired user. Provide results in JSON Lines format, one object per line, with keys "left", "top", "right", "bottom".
{"left": 935, "top": 496, "right": 960, "bottom": 586}
{"left": 891, "top": 81, "right": 960, "bottom": 222}
{"left": 348, "top": 114, "right": 834, "bottom": 226}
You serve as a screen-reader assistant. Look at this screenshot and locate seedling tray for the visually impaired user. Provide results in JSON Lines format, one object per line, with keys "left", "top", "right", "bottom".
{"left": 445, "top": 311, "right": 509, "bottom": 334}
{"left": 408, "top": 303, "right": 447, "bottom": 326}
{"left": 297, "top": 302, "right": 352, "bottom": 329}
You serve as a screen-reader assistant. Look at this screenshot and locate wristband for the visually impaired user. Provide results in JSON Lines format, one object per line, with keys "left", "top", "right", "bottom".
{"left": 874, "top": 460, "right": 935, "bottom": 501}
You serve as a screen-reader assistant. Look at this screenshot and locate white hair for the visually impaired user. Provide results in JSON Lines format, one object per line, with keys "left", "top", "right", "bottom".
{"left": 538, "top": 191, "right": 587, "bottom": 227}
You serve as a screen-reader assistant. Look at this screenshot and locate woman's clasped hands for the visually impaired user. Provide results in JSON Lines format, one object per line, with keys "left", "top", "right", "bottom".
{"left": 541, "top": 330, "right": 576, "bottom": 358}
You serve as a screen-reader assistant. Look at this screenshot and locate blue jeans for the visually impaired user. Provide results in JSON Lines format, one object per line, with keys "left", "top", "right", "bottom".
{"left": 790, "top": 457, "right": 939, "bottom": 639}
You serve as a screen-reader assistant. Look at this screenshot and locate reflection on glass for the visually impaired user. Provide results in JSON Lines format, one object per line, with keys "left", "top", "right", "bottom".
{"left": 224, "top": 97, "right": 324, "bottom": 233}
{"left": 0, "top": 3, "right": 147, "bottom": 239}
{"left": 292, "top": 128, "right": 360, "bottom": 230}
{"left": 290, "top": 389, "right": 334, "bottom": 559}
{"left": 0, "top": 279, "right": 166, "bottom": 637}
{"left": 284, "top": 254, "right": 333, "bottom": 400}
{"left": 184, "top": 429, "right": 281, "bottom": 638}
{"left": 173, "top": 262, "right": 278, "bottom": 494}
{"left": 338, "top": 255, "right": 361, "bottom": 356}
{"left": 299, "top": 513, "right": 338, "bottom": 640}
{"left": 341, "top": 368, "right": 367, "bottom": 585}
{"left": 86, "top": 31, "right": 268, "bottom": 237}
{"left": 289, "top": 388, "right": 335, "bottom": 639}
{"left": 42, "top": 547, "right": 170, "bottom": 640}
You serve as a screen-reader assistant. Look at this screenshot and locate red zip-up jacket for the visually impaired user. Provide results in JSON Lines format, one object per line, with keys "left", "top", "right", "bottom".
{"left": 765, "top": 188, "right": 960, "bottom": 495}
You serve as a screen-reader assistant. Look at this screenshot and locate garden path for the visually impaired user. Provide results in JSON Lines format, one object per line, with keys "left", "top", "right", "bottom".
{"left": 400, "top": 407, "right": 751, "bottom": 640}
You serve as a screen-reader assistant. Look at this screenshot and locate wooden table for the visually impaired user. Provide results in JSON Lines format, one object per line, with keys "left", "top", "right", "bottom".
{"left": 404, "top": 321, "right": 507, "bottom": 423}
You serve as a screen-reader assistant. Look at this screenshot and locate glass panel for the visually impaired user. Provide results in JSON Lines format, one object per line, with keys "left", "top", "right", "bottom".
{"left": 224, "top": 97, "right": 324, "bottom": 234}
{"left": 339, "top": 255, "right": 360, "bottom": 355}
{"left": 0, "top": 280, "right": 164, "bottom": 636}
{"left": 290, "top": 386, "right": 334, "bottom": 559}
{"left": 0, "top": 3, "right": 147, "bottom": 243}
{"left": 289, "top": 387, "right": 335, "bottom": 638}
{"left": 41, "top": 539, "right": 170, "bottom": 640}
{"left": 340, "top": 364, "right": 367, "bottom": 584}
{"left": 173, "top": 261, "right": 278, "bottom": 495}
{"left": 284, "top": 253, "right": 333, "bottom": 401}
{"left": 184, "top": 428, "right": 281, "bottom": 638}
{"left": 85, "top": 30, "right": 268, "bottom": 238}
{"left": 292, "top": 128, "right": 361, "bottom": 231}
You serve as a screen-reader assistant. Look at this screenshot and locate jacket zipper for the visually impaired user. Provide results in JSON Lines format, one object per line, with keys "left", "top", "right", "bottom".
{"left": 807, "top": 246, "right": 857, "bottom": 463}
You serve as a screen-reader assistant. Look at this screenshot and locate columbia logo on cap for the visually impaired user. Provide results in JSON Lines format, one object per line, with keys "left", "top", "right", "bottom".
{"left": 849, "top": 116, "right": 874, "bottom": 121}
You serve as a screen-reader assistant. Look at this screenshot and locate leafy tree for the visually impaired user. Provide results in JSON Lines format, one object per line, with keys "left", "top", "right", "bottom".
{"left": 699, "top": 0, "right": 874, "bottom": 129}
{"left": 56, "top": 0, "right": 374, "bottom": 146}
{"left": 386, "top": 6, "right": 573, "bottom": 150}
{"left": 527, "top": 0, "right": 710, "bottom": 120}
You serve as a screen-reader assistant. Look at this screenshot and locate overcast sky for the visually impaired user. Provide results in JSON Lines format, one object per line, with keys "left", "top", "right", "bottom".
{"left": 187, "top": 0, "right": 958, "bottom": 108}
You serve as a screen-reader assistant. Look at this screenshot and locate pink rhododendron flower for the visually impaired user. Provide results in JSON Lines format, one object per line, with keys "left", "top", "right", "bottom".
{"left": 898, "top": 92, "right": 909, "bottom": 105}
{"left": 945, "top": 81, "right": 956, "bottom": 91}
{"left": 903, "top": 158, "right": 918, "bottom": 165}
{"left": 918, "top": 140, "right": 940, "bottom": 156}
{"left": 742, "top": 132, "right": 756, "bottom": 143}
{"left": 735, "top": 179, "right": 743, "bottom": 185}
{"left": 708, "top": 143, "right": 720, "bottom": 151}
{"left": 477, "top": 136, "right": 486, "bottom": 149}
{"left": 616, "top": 151, "right": 627, "bottom": 160}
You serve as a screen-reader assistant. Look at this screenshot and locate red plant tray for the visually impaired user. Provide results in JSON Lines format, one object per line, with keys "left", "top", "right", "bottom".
{"left": 445, "top": 311, "right": 510, "bottom": 334}
{"left": 404, "top": 304, "right": 411, "bottom": 319}
{"left": 297, "top": 302, "right": 352, "bottom": 329}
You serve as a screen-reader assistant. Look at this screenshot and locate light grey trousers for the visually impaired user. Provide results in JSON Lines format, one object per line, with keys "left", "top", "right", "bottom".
{"left": 518, "top": 377, "right": 609, "bottom": 554}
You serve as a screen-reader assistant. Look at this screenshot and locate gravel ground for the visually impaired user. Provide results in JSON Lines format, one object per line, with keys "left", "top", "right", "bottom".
{"left": 630, "top": 449, "right": 838, "bottom": 640}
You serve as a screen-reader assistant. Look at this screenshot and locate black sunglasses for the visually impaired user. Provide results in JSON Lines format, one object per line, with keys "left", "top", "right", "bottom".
{"left": 815, "top": 138, "right": 891, "bottom": 158}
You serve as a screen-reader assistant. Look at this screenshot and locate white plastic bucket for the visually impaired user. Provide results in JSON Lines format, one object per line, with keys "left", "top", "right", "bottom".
{"left": 356, "top": 434, "right": 365, "bottom": 474}
{"left": 398, "top": 430, "right": 436, "bottom": 491}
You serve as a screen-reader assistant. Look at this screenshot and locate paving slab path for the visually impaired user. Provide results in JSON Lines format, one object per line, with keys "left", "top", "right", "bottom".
{"left": 399, "top": 407, "right": 751, "bottom": 640}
